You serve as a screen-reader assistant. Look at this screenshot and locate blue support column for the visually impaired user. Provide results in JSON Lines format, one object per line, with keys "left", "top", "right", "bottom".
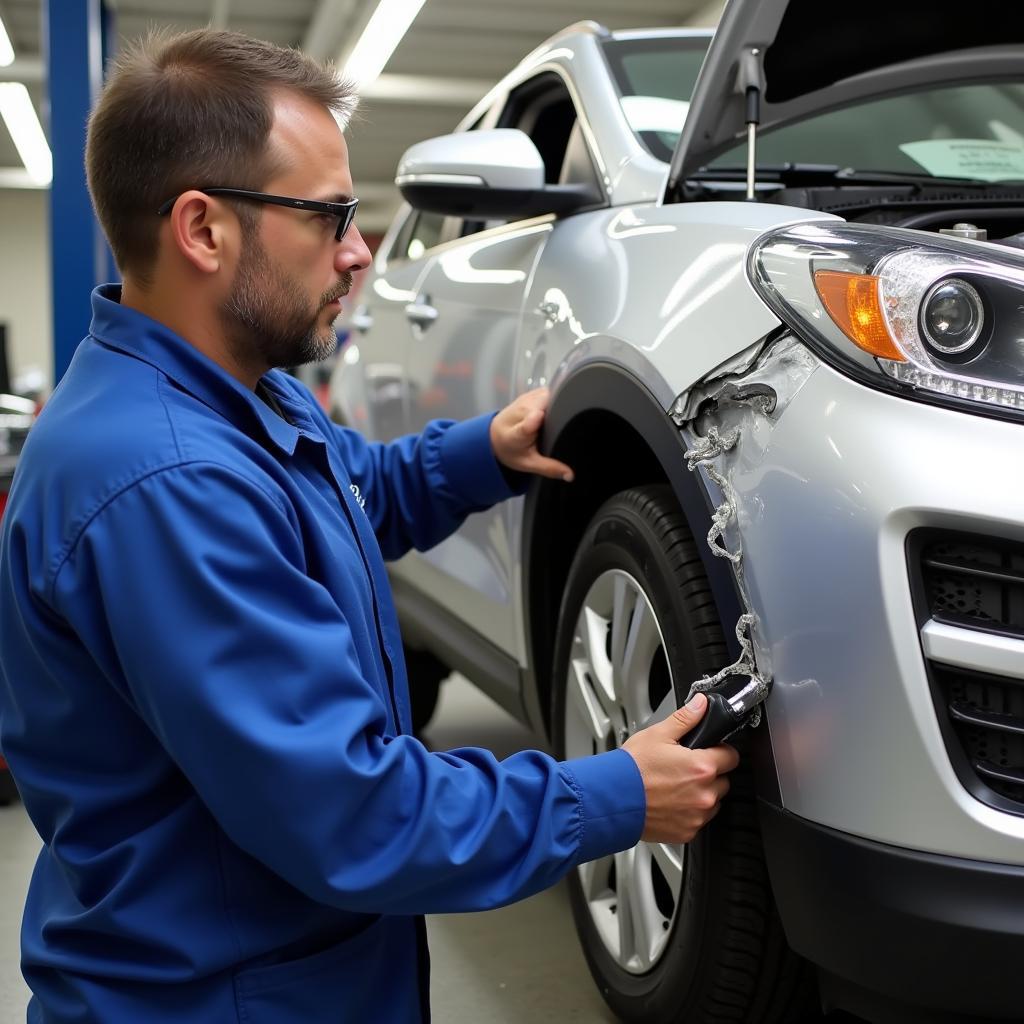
{"left": 44, "top": 0, "right": 112, "bottom": 385}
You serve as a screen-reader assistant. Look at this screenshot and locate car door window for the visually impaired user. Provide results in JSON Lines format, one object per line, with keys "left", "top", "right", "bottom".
{"left": 500, "top": 73, "right": 595, "bottom": 185}
{"left": 387, "top": 209, "right": 447, "bottom": 265}
{"left": 460, "top": 72, "right": 599, "bottom": 238}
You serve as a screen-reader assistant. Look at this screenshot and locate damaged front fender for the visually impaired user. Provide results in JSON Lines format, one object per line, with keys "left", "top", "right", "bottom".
{"left": 671, "top": 334, "right": 822, "bottom": 724}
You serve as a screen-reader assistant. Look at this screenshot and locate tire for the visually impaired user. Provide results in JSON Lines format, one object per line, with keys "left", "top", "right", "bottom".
{"left": 404, "top": 647, "right": 448, "bottom": 735}
{"left": 552, "top": 485, "right": 818, "bottom": 1024}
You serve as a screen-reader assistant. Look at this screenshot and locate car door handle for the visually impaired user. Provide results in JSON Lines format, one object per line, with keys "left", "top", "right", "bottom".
{"left": 350, "top": 305, "right": 374, "bottom": 333}
{"left": 404, "top": 297, "right": 439, "bottom": 328}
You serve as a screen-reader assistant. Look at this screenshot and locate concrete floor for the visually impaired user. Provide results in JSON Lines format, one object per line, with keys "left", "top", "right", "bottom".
{"left": 0, "top": 676, "right": 617, "bottom": 1023}
{"left": 421, "top": 677, "right": 621, "bottom": 1023}
{"left": 0, "top": 800, "right": 36, "bottom": 1023}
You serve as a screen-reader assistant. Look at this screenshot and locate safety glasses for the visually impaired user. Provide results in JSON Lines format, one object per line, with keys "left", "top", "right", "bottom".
{"left": 157, "top": 188, "right": 359, "bottom": 242}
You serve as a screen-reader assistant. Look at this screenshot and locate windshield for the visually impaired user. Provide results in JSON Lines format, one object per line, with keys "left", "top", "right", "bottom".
{"left": 708, "top": 83, "right": 1024, "bottom": 181}
{"left": 602, "top": 33, "right": 1024, "bottom": 182}
{"left": 602, "top": 35, "right": 711, "bottom": 163}
{"left": 608, "top": 38, "right": 1024, "bottom": 182}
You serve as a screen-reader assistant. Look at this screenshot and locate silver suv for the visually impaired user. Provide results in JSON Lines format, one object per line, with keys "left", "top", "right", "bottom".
{"left": 330, "top": 2, "right": 1024, "bottom": 1021}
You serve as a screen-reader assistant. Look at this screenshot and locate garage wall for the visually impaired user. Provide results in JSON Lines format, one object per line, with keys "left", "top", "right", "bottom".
{"left": 692, "top": 0, "right": 725, "bottom": 25}
{"left": 0, "top": 191, "right": 386, "bottom": 399}
{"left": 0, "top": 191, "right": 51, "bottom": 393}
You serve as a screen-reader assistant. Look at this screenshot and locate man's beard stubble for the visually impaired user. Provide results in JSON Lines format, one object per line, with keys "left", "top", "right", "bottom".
{"left": 221, "top": 234, "right": 352, "bottom": 373}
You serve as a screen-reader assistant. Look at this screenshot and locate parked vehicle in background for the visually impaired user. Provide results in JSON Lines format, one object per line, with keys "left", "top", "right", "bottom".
{"left": 330, "top": 1, "right": 1024, "bottom": 1020}
{"left": 0, "top": 392, "right": 35, "bottom": 806}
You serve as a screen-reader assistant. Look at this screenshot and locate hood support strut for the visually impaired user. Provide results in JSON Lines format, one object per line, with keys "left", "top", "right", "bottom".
{"left": 738, "top": 48, "right": 764, "bottom": 201}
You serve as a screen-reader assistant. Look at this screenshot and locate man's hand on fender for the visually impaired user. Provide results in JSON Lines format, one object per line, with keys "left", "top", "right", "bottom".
{"left": 490, "top": 387, "right": 574, "bottom": 482}
{"left": 623, "top": 693, "right": 741, "bottom": 844}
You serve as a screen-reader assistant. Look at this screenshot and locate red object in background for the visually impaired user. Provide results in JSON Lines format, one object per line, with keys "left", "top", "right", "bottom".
{"left": 0, "top": 755, "right": 7, "bottom": 770}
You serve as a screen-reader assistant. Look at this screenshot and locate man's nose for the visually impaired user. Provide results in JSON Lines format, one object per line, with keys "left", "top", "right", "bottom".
{"left": 336, "top": 225, "right": 372, "bottom": 274}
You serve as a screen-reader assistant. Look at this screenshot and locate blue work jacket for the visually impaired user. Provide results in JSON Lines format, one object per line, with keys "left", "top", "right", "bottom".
{"left": 0, "top": 286, "right": 645, "bottom": 1023}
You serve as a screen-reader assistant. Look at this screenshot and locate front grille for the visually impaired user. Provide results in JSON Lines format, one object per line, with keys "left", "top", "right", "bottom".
{"left": 920, "top": 534, "right": 1024, "bottom": 638}
{"left": 934, "top": 665, "right": 1024, "bottom": 805}
{"left": 913, "top": 530, "right": 1024, "bottom": 811}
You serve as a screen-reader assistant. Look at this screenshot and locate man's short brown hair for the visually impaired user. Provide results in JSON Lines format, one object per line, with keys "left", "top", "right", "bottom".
{"left": 86, "top": 29, "right": 357, "bottom": 284}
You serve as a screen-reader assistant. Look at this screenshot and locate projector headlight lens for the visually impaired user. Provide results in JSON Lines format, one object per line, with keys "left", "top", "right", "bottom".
{"left": 920, "top": 278, "right": 986, "bottom": 358}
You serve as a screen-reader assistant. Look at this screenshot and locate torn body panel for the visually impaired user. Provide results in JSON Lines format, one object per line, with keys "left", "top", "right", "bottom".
{"left": 671, "top": 334, "right": 821, "bottom": 726}
{"left": 675, "top": 337, "right": 1024, "bottom": 863}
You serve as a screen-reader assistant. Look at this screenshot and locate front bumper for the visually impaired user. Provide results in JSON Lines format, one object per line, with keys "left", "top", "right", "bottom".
{"left": 760, "top": 802, "right": 1024, "bottom": 1022}
{"left": 709, "top": 355, "right": 1024, "bottom": 864}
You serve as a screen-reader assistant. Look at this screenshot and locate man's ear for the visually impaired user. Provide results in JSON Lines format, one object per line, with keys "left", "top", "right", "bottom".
{"left": 166, "top": 191, "right": 235, "bottom": 275}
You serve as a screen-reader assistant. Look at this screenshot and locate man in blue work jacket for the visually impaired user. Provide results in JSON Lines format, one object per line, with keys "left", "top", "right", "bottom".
{"left": 0, "top": 29, "right": 739, "bottom": 1023}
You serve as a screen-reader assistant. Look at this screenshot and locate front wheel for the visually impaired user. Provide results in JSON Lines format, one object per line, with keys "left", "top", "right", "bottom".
{"left": 552, "top": 485, "right": 817, "bottom": 1023}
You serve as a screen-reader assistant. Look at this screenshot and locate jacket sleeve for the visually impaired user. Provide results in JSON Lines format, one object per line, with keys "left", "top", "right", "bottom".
{"left": 52, "top": 461, "right": 645, "bottom": 915}
{"left": 328, "top": 410, "right": 525, "bottom": 561}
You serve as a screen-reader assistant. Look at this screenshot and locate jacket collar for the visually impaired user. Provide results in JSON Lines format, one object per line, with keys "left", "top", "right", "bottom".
{"left": 88, "top": 284, "right": 301, "bottom": 456}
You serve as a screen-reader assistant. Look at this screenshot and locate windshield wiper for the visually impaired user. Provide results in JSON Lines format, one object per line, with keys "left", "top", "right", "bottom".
{"left": 834, "top": 168, "right": 1024, "bottom": 188}
{"left": 687, "top": 163, "right": 1024, "bottom": 189}
{"left": 687, "top": 163, "right": 841, "bottom": 185}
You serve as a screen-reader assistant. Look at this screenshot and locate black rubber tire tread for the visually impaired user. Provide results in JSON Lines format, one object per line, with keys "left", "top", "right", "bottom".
{"left": 553, "top": 485, "right": 819, "bottom": 1024}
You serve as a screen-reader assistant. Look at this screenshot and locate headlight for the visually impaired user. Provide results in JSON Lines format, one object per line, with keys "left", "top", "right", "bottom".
{"left": 920, "top": 278, "right": 985, "bottom": 358}
{"left": 750, "top": 222, "right": 1024, "bottom": 419}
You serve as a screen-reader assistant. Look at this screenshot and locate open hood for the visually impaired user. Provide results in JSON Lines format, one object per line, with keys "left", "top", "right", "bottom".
{"left": 668, "top": 0, "right": 1024, "bottom": 190}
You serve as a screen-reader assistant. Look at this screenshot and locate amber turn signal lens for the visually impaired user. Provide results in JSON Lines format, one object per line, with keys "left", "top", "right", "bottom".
{"left": 813, "top": 270, "right": 905, "bottom": 361}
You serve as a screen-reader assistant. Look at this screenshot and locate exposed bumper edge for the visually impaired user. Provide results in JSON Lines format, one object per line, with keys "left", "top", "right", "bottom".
{"left": 759, "top": 801, "right": 1024, "bottom": 1021}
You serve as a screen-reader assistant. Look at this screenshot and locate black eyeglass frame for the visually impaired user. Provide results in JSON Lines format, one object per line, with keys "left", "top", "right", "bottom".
{"left": 157, "top": 188, "right": 359, "bottom": 242}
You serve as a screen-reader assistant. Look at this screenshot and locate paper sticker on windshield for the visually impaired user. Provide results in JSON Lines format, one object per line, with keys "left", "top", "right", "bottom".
{"left": 900, "top": 139, "right": 1024, "bottom": 182}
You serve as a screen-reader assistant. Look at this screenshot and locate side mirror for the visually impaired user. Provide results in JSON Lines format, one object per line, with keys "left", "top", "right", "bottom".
{"left": 395, "top": 128, "right": 600, "bottom": 220}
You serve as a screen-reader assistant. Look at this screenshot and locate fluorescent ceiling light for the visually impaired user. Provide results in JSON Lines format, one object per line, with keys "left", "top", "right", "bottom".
{"left": 0, "top": 84, "right": 52, "bottom": 185}
{"left": 0, "top": 15, "right": 14, "bottom": 68}
{"left": 343, "top": 0, "right": 428, "bottom": 88}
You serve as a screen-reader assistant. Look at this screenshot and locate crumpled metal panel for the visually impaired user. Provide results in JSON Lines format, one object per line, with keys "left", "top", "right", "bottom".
{"left": 672, "top": 335, "right": 821, "bottom": 726}
{"left": 676, "top": 339, "right": 1024, "bottom": 863}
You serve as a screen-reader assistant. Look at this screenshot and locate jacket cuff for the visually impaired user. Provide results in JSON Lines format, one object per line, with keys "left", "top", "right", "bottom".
{"left": 438, "top": 412, "right": 526, "bottom": 506}
{"left": 561, "top": 748, "right": 646, "bottom": 864}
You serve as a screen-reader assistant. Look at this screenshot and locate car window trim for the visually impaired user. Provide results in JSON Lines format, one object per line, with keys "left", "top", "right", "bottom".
{"left": 452, "top": 62, "right": 608, "bottom": 239}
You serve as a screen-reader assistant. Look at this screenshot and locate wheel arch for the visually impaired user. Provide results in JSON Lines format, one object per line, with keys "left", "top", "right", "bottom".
{"left": 521, "top": 361, "right": 745, "bottom": 740}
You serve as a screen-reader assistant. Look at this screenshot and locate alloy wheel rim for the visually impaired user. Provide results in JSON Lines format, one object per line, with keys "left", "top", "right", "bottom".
{"left": 563, "top": 568, "right": 685, "bottom": 974}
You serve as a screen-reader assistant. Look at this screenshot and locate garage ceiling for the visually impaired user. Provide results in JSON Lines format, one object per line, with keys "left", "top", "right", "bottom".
{"left": 0, "top": 0, "right": 722, "bottom": 231}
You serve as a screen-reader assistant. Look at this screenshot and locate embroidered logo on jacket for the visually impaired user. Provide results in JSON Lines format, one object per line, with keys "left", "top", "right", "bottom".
{"left": 349, "top": 483, "right": 367, "bottom": 510}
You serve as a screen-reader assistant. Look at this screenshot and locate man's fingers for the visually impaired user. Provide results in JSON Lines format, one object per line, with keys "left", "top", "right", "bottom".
{"left": 518, "top": 453, "right": 575, "bottom": 481}
{"left": 661, "top": 692, "right": 708, "bottom": 740}
{"left": 495, "top": 388, "right": 570, "bottom": 479}
{"left": 707, "top": 742, "right": 741, "bottom": 774}
{"left": 515, "top": 408, "right": 545, "bottom": 438}
{"left": 521, "top": 386, "right": 550, "bottom": 410}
